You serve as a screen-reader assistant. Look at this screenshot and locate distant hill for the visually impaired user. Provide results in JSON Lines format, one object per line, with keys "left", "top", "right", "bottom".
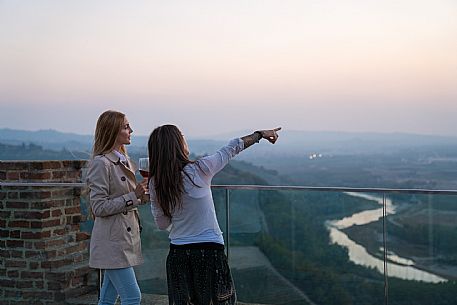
{"left": 0, "top": 128, "right": 94, "bottom": 151}
{"left": 0, "top": 128, "right": 225, "bottom": 157}
{"left": 2, "top": 128, "right": 457, "bottom": 159}
{"left": 0, "top": 142, "right": 90, "bottom": 160}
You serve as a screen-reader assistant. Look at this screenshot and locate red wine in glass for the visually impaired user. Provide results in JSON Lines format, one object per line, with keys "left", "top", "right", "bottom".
{"left": 139, "top": 170, "right": 149, "bottom": 178}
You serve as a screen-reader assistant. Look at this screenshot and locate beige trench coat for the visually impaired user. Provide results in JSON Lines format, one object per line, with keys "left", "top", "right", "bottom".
{"left": 86, "top": 151, "right": 144, "bottom": 269}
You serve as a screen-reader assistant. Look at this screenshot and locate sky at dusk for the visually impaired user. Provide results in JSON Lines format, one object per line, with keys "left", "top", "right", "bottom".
{"left": 1, "top": 0, "right": 456, "bottom": 137}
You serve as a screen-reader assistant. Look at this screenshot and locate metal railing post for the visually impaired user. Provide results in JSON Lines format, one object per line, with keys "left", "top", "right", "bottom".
{"left": 382, "top": 192, "right": 389, "bottom": 305}
{"left": 225, "top": 188, "right": 230, "bottom": 260}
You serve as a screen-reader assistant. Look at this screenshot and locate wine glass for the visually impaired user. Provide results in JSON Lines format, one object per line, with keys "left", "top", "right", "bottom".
{"left": 138, "top": 157, "right": 149, "bottom": 194}
{"left": 138, "top": 158, "right": 149, "bottom": 179}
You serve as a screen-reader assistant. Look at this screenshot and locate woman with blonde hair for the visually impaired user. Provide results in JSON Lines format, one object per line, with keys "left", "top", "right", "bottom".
{"left": 148, "top": 125, "right": 281, "bottom": 305}
{"left": 87, "top": 110, "right": 148, "bottom": 305}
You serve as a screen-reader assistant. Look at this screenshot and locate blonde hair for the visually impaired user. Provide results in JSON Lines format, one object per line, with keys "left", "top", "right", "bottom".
{"left": 92, "top": 110, "right": 128, "bottom": 156}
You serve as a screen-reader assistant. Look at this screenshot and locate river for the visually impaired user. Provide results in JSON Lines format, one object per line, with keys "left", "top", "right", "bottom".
{"left": 326, "top": 192, "right": 446, "bottom": 283}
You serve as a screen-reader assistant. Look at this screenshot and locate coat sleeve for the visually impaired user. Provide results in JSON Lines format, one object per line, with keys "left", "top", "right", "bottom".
{"left": 87, "top": 158, "right": 141, "bottom": 217}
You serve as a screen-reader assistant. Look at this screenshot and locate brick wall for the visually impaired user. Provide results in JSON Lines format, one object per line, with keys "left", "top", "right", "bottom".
{"left": 0, "top": 160, "right": 97, "bottom": 305}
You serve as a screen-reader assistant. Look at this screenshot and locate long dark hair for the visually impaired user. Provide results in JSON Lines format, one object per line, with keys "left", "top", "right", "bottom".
{"left": 148, "top": 125, "right": 192, "bottom": 218}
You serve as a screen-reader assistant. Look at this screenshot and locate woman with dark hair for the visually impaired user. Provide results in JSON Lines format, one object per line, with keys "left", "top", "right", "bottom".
{"left": 87, "top": 110, "right": 148, "bottom": 305}
{"left": 147, "top": 125, "right": 281, "bottom": 305}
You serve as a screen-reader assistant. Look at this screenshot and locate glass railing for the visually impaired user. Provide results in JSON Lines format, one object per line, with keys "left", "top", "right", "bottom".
{"left": 119, "top": 185, "right": 457, "bottom": 305}
{"left": 2, "top": 182, "right": 456, "bottom": 305}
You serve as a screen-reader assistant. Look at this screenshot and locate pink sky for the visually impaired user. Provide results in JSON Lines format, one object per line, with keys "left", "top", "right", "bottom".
{"left": 1, "top": 0, "right": 456, "bottom": 137}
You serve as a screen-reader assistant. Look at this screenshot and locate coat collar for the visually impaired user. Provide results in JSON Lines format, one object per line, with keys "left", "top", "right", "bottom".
{"left": 104, "top": 151, "right": 136, "bottom": 177}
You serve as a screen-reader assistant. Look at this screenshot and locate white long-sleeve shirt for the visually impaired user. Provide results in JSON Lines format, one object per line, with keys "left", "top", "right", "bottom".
{"left": 149, "top": 138, "right": 244, "bottom": 245}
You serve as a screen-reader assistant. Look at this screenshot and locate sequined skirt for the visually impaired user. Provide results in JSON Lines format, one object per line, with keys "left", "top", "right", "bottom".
{"left": 166, "top": 243, "right": 237, "bottom": 305}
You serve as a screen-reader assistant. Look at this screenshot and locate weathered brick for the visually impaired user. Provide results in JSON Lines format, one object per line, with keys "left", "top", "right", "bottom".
{"left": 76, "top": 232, "right": 90, "bottom": 242}
{"left": 66, "top": 171, "right": 80, "bottom": 179}
{"left": 0, "top": 170, "right": 6, "bottom": 180}
{"left": 28, "top": 262, "right": 39, "bottom": 270}
{"left": 7, "top": 270, "right": 19, "bottom": 278}
{"left": 4, "top": 289, "right": 22, "bottom": 298}
{"left": 20, "top": 271, "right": 43, "bottom": 279}
{"left": 20, "top": 172, "right": 52, "bottom": 180}
{"left": 7, "top": 192, "right": 19, "bottom": 199}
{"left": 0, "top": 279, "right": 16, "bottom": 288}
{"left": 10, "top": 250, "right": 23, "bottom": 258}
{"left": 65, "top": 225, "right": 79, "bottom": 234}
{"left": 0, "top": 249, "right": 10, "bottom": 258}
{"left": 9, "top": 230, "right": 20, "bottom": 238}
{"left": 33, "top": 241, "right": 45, "bottom": 250}
{"left": 33, "top": 200, "right": 65, "bottom": 209}
{"left": 46, "top": 239, "right": 65, "bottom": 248}
{"left": 5, "top": 201, "right": 29, "bottom": 209}
{"left": 53, "top": 291, "right": 66, "bottom": 301}
{"left": 0, "top": 162, "right": 29, "bottom": 171}
{"left": 62, "top": 160, "right": 86, "bottom": 170}
{"left": 24, "top": 250, "right": 43, "bottom": 259}
{"left": 64, "top": 207, "right": 80, "bottom": 214}
{"left": 21, "top": 231, "right": 51, "bottom": 239}
{"left": 29, "top": 161, "right": 62, "bottom": 170}
{"left": 5, "top": 260, "right": 27, "bottom": 268}
{"left": 8, "top": 301, "right": 44, "bottom": 305}
{"left": 16, "top": 281, "right": 33, "bottom": 289}
{"left": 57, "top": 243, "right": 86, "bottom": 256}
{"left": 34, "top": 281, "right": 44, "bottom": 289}
{"left": 51, "top": 171, "right": 66, "bottom": 179}
{"left": 69, "top": 215, "right": 81, "bottom": 224}
{"left": 74, "top": 188, "right": 82, "bottom": 196}
{"left": 6, "top": 172, "right": 20, "bottom": 180}
{"left": 51, "top": 189, "right": 74, "bottom": 198}
{"left": 6, "top": 240, "right": 24, "bottom": 248}
{"left": 0, "top": 229, "right": 9, "bottom": 238}
{"left": 71, "top": 276, "right": 83, "bottom": 286}
{"left": 47, "top": 281, "right": 64, "bottom": 290}
{"left": 31, "top": 219, "right": 63, "bottom": 229}
{"left": 0, "top": 211, "right": 11, "bottom": 218}
{"left": 41, "top": 257, "right": 73, "bottom": 269}
{"left": 45, "top": 272, "right": 67, "bottom": 282}
{"left": 45, "top": 250, "right": 57, "bottom": 259}
{"left": 52, "top": 228, "right": 65, "bottom": 236}
{"left": 51, "top": 209, "right": 62, "bottom": 217}
{"left": 13, "top": 210, "right": 50, "bottom": 220}
{"left": 22, "top": 291, "right": 52, "bottom": 300}
{"left": 8, "top": 220, "right": 30, "bottom": 228}
{"left": 0, "top": 219, "right": 6, "bottom": 228}
{"left": 19, "top": 191, "right": 52, "bottom": 200}
{"left": 23, "top": 241, "right": 34, "bottom": 249}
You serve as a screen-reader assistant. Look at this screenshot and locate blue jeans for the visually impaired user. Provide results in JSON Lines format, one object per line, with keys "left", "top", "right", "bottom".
{"left": 98, "top": 267, "right": 141, "bottom": 305}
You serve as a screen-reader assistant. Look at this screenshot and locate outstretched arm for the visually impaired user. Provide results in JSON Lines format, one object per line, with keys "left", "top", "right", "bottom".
{"left": 196, "top": 127, "right": 282, "bottom": 181}
{"left": 241, "top": 127, "right": 281, "bottom": 149}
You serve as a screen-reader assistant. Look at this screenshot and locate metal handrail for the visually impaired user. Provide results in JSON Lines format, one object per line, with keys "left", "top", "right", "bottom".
{"left": 2, "top": 181, "right": 457, "bottom": 195}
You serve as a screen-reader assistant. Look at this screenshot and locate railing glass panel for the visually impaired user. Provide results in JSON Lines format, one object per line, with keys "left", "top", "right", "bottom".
{"left": 224, "top": 189, "right": 387, "bottom": 305}
{"left": 384, "top": 193, "right": 457, "bottom": 305}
